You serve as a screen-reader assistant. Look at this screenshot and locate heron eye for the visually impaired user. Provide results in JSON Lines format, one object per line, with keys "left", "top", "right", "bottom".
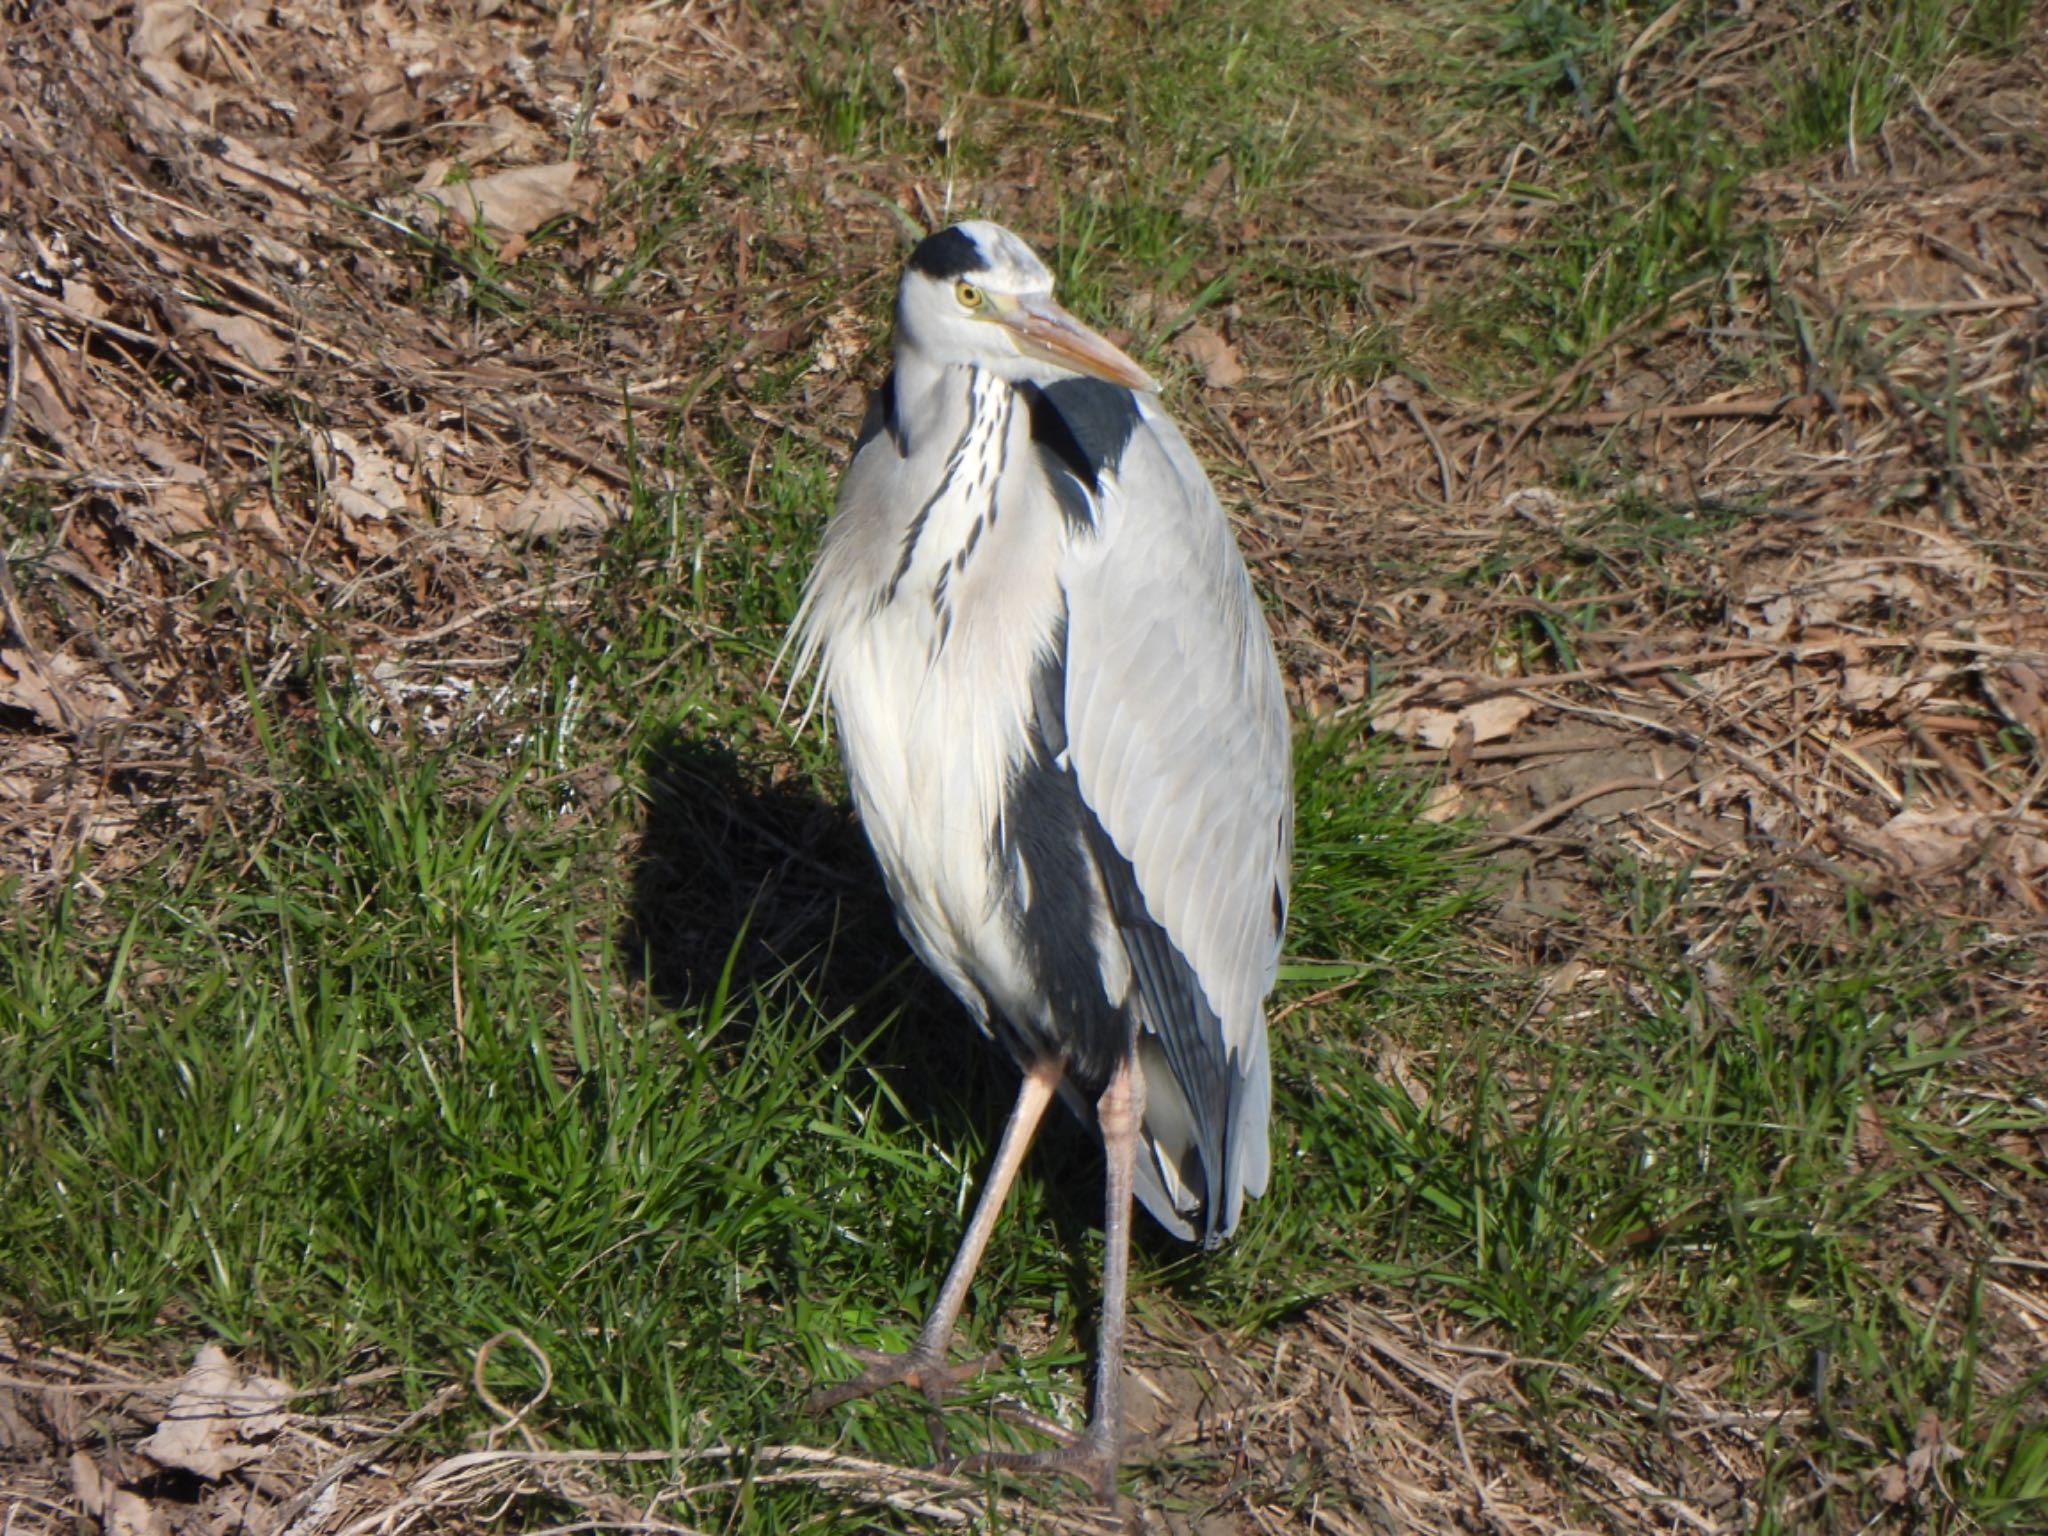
{"left": 954, "top": 281, "right": 984, "bottom": 309}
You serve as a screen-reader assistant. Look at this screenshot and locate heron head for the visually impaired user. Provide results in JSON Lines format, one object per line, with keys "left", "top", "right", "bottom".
{"left": 894, "top": 221, "right": 1156, "bottom": 392}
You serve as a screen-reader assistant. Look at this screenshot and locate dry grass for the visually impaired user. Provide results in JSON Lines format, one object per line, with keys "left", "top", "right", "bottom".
{"left": 2, "top": 1, "right": 2045, "bottom": 1533}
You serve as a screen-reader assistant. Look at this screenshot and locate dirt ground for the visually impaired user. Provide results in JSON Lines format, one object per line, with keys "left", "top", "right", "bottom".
{"left": 1, "top": 1, "right": 2044, "bottom": 1533}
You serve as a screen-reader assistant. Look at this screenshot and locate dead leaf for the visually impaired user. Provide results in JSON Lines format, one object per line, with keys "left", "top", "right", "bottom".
{"left": 1838, "top": 663, "right": 1946, "bottom": 716}
{"left": 415, "top": 162, "right": 598, "bottom": 249}
{"left": 181, "top": 307, "right": 289, "bottom": 374}
{"left": 1857, "top": 810, "right": 2048, "bottom": 889}
{"left": 1870, "top": 1408, "right": 1962, "bottom": 1505}
{"left": 1, "top": 648, "right": 107, "bottom": 732}
{"left": 129, "top": 0, "right": 217, "bottom": 114}
{"left": 0, "top": 1385, "right": 41, "bottom": 1454}
{"left": 351, "top": 64, "right": 419, "bottom": 136}
{"left": 127, "top": 0, "right": 198, "bottom": 65}
{"left": 494, "top": 481, "right": 611, "bottom": 542}
{"left": 1172, "top": 323, "right": 1244, "bottom": 389}
{"left": 135, "top": 1345, "right": 287, "bottom": 1480}
{"left": 129, "top": 483, "right": 215, "bottom": 544}
{"left": 0, "top": 647, "right": 70, "bottom": 729}
{"left": 1908, "top": 1407, "right": 1957, "bottom": 1483}
{"left": 233, "top": 496, "right": 289, "bottom": 542}
{"left": 1872, "top": 1461, "right": 1911, "bottom": 1503}
{"left": 71, "top": 1450, "right": 171, "bottom": 1536}
{"left": 1745, "top": 569, "right": 1929, "bottom": 642}
{"left": 1180, "top": 155, "right": 1234, "bottom": 219}
{"left": 1418, "top": 782, "right": 1466, "bottom": 823}
{"left": 1375, "top": 694, "right": 1535, "bottom": 749}
{"left": 314, "top": 428, "right": 415, "bottom": 550}
{"left": 61, "top": 276, "right": 111, "bottom": 321}
{"left": 1736, "top": 554, "right": 1988, "bottom": 642}
{"left": 1860, "top": 809, "right": 1989, "bottom": 874}
{"left": 1983, "top": 660, "right": 2048, "bottom": 743}
{"left": 16, "top": 345, "right": 81, "bottom": 447}
{"left": 129, "top": 96, "right": 322, "bottom": 216}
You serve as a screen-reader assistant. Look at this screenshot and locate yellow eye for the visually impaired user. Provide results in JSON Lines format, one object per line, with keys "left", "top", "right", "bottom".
{"left": 954, "top": 281, "right": 984, "bottom": 309}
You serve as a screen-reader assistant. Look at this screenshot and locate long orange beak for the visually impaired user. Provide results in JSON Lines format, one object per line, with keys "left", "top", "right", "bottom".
{"left": 998, "top": 295, "right": 1156, "bottom": 392}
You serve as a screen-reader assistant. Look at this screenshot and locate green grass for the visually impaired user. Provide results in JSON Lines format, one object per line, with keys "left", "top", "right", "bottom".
{"left": 7, "top": 610, "right": 2038, "bottom": 1525}
{"left": 0, "top": 632, "right": 1475, "bottom": 1522}
{"left": 1395, "top": 0, "right": 2025, "bottom": 398}
{"left": 5, "top": 0, "right": 2046, "bottom": 1529}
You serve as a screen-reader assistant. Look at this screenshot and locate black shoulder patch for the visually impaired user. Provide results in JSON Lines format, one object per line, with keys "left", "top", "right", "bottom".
{"left": 1043, "top": 469, "right": 1093, "bottom": 535}
{"left": 907, "top": 226, "right": 986, "bottom": 280}
{"left": 1028, "top": 377, "right": 1142, "bottom": 494}
{"left": 852, "top": 371, "right": 903, "bottom": 457}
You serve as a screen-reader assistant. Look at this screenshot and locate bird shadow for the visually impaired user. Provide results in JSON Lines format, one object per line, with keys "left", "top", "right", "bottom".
{"left": 620, "top": 726, "right": 1218, "bottom": 1443}
{"left": 620, "top": 727, "right": 1110, "bottom": 1254}
{"left": 621, "top": 725, "right": 897, "bottom": 1015}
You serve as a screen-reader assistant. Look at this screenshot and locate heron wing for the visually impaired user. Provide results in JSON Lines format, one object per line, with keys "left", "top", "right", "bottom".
{"left": 1033, "top": 379, "right": 1293, "bottom": 1245}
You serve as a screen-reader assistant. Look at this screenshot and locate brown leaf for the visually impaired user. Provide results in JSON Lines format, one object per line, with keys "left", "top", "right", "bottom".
{"left": 1839, "top": 663, "right": 1946, "bottom": 716}
{"left": 1860, "top": 809, "right": 1987, "bottom": 874}
{"left": 71, "top": 1450, "right": 171, "bottom": 1536}
{"left": 181, "top": 307, "right": 289, "bottom": 374}
{"left": 1858, "top": 809, "right": 2048, "bottom": 888}
{"left": 17, "top": 347, "right": 81, "bottom": 447}
{"left": 315, "top": 427, "right": 416, "bottom": 544}
{"left": 1171, "top": 323, "right": 1244, "bottom": 389}
{"left": 416, "top": 162, "right": 599, "bottom": 246}
{"left": 1908, "top": 1407, "right": 1951, "bottom": 1480}
{"left": 1375, "top": 695, "right": 1535, "bottom": 749}
{"left": 351, "top": 64, "right": 419, "bottom": 136}
{"left": 129, "top": 0, "right": 217, "bottom": 113}
{"left": 127, "top": 0, "right": 197, "bottom": 65}
{"left": 129, "top": 96, "right": 322, "bottom": 216}
{"left": 135, "top": 1345, "right": 288, "bottom": 1480}
{"left": 1180, "top": 155, "right": 1235, "bottom": 219}
{"left": 1418, "top": 782, "right": 1466, "bottom": 824}
{"left": 441, "top": 480, "right": 610, "bottom": 544}
{"left": 1735, "top": 552, "right": 1986, "bottom": 642}
{"left": 0, "top": 1384, "right": 42, "bottom": 1454}
{"left": 1873, "top": 1462, "right": 1911, "bottom": 1503}
{"left": 2, "top": 649, "right": 82, "bottom": 731}
{"left": 1984, "top": 660, "right": 2048, "bottom": 743}
{"left": 129, "top": 482, "right": 214, "bottom": 544}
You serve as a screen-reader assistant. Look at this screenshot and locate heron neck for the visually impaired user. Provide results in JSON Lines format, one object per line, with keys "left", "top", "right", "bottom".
{"left": 891, "top": 348, "right": 969, "bottom": 425}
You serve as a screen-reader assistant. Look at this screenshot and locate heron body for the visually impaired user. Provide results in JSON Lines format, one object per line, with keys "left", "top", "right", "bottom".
{"left": 793, "top": 221, "right": 1292, "bottom": 1500}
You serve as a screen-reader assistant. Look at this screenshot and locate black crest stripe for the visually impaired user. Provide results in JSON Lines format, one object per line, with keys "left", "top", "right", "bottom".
{"left": 908, "top": 226, "right": 986, "bottom": 280}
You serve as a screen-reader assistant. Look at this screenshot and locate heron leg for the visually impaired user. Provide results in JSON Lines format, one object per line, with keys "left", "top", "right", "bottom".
{"left": 805, "top": 1056, "right": 1063, "bottom": 1453}
{"left": 959, "top": 1045, "right": 1142, "bottom": 1506}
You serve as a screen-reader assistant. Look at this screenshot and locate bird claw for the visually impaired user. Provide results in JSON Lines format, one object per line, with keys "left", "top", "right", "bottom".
{"left": 954, "top": 1423, "right": 1122, "bottom": 1506}
{"left": 805, "top": 1343, "right": 1004, "bottom": 1413}
{"left": 804, "top": 1342, "right": 1008, "bottom": 1462}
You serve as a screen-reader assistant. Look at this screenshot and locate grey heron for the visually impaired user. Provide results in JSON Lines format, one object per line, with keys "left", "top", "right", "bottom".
{"left": 790, "top": 220, "right": 1292, "bottom": 1502}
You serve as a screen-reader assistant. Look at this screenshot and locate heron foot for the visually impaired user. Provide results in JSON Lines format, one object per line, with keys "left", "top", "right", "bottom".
{"left": 805, "top": 1343, "right": 1004, "bottom": 1460}
{"left": 955, "top": 1421, "right": 1122, "bottom": 1506}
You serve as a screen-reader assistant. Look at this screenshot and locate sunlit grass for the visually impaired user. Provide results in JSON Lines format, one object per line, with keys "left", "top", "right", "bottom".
{"left": 2, "top": 0, "right": 2043, "bottom": 1530}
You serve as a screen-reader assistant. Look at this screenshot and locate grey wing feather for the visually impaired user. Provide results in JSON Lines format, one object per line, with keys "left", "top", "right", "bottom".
{"left": 1059, "top": 401, "right": 1292, "bottom": 1244}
